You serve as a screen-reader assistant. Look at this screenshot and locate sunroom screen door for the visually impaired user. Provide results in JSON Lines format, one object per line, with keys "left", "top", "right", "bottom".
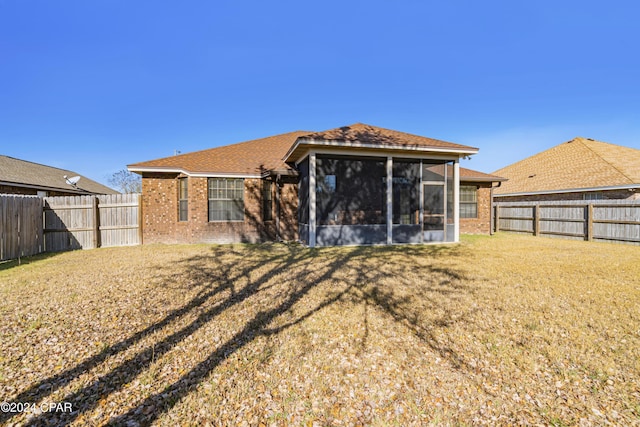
{"left": 422, "top": 183, "right": 445, "bottom": 242}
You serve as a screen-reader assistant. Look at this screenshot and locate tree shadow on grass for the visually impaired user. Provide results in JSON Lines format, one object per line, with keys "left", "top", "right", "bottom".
{"left": 9, "top": 242, "right": 475, "bottom": 426}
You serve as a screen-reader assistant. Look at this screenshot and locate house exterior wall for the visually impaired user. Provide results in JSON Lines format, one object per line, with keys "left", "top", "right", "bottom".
{"left": 495, "top": 189, "right": 640, "bottom": 203}
{"left": 459, "top": 183, "right": 493, "bottom": 234}
{"left": 141, "top": 173, "right": 299, "bottom": 244}
{"left": 277, "top": 178, "right": 299, "bottom": 241}
{"left": 140, "top": 173, "right": 497, "bottom": 245}
{"left": 0, "top": 184, "right": 82, "bottom": 197}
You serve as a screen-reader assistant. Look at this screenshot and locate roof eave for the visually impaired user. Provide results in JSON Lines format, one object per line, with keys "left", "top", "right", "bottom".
{"left": 462, "top": 176, "right": 508, "bottom": 183}
{"left": 0, "top": 180, "right": 95, "bottom": 195}
{"left": 495, "top": 183, "right": 640, "bottom": 197}
{"left": 127, "top": 166, "right": 263, "bottom": 178}
{"left": 284, "top": 138, "right": 479, "bottom": 163}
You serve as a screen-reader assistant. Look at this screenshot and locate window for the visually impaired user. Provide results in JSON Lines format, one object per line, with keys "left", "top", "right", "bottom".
{"left": 208, "top": 178, "right": 244, "bottom": 221}
{"left": 584, "top": 192, "right": 603, "bottom": 201}
{"left": 460, "top": 185, "right": 477, "bottom": 218}
{"left": 318, "top": 175, "right": 336, "bottom": 193}
{"left": 178, "top": 178, "right": 188, "bottom": 221}
{"left": 262, "top": 180, "right": 273, "bottom": 221}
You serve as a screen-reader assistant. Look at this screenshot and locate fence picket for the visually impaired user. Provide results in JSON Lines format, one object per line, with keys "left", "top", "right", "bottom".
{"left": 0, "top": 193, "right": 142, "bottom": 261}
{"left": 0, "top": 195, "right": 44, "bottom": 261}
{"left": 494, "top": 199, "right": 640, "bottom": 245}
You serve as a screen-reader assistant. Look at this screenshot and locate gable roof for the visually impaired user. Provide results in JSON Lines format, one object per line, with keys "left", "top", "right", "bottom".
{"left": 284, "top": 123, "right": 478, "bottom": 162}
{"left": 493, "top": 137, "right": 640, "bottom": 196}
{"left": 129, "top": 123, "right": 479, "bottom": 176}
{"left": 0, "top": 155, "right": 119, "bottom": 195}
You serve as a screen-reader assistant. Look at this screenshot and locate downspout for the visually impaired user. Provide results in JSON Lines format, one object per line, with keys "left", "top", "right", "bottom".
{"left": 490, "top": 181, "right": 502, "bottom": 235}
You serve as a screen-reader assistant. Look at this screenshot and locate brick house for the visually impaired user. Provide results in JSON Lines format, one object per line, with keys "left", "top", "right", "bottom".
{"left": 0, "top": 155, "right": 118, "bottom": 196}
{"left": 128, "top": 123, "right": 505, "bottom": 246}
{"left": 493, "top": 137, "right": 640, "bottom": 202}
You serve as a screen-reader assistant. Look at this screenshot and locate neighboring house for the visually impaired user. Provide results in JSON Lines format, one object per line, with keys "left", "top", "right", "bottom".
{"left": 493, "top": 137, "right": 640, "bottom": 202}
{"left": 128, "top": 123, "right": 504, "bottom": 247}
{"left": 0, "top": 155, "right": 118, "bottom": 196}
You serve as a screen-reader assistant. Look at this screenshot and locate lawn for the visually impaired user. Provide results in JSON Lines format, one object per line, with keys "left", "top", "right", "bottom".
{"left": 1, "top": 234, "right": 639, "bottom": 426}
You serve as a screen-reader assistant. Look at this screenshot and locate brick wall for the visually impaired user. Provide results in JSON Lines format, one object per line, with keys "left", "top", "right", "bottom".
{"left": 141, "top": 174, "right": 498, "bottom": 243}
{"left": 459, "top": 183, "right": 493, "bottom": 234}
{"left": 140, "top": 173, "right": 181, "bottom": 243}
{"left": 141, "top": 174, "right": 299, "bottom": 244}
{"left": 277, "top": 178, "right": 299, "bottom": 241}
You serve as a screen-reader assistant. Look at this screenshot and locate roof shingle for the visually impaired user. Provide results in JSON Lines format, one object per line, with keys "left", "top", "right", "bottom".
{"left": 129, "top": 124, "right": 479, "bottom": 176}
{"left": 301, "top": 123, "right": 478, "bottom": 151}
{"left": 493, "top": 137, "right": 640, "bottom": 195}
{"left": 128, "top": 131, "right": 310, "bottom": 175}
{"left": 0, "top": 155, "right": 118, "bottom": 194}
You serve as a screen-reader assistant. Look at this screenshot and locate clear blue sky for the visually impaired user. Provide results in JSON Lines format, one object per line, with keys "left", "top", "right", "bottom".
{"left": 2, "top": 0, "right": 639, "bottom": 187}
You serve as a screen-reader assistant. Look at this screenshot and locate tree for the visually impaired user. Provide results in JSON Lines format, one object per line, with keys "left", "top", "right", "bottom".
{"left": 108, "top": 169, "right": 142, "bottom": 193}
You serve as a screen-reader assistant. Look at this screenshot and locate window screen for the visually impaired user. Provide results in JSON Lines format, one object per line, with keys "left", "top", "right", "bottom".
{"left": 208, "top": 178, "right": 244, "bottom": 221}
{"left": 178, "top": 178, "right": 188, "bottom": 222}
{"left": 298, "top": 158, "right": 309, "bottom": 225}
{"left": 392, "top": 160, "right": 420, "bottom": 225}
{"left": 316, "top": 156, "right": 386, "bottom": 225}
{"left": 460, "top": 186, "right": 478, "bottom": 218}
{"left": 262, "top": 180, "right": 273, "bottom": 221}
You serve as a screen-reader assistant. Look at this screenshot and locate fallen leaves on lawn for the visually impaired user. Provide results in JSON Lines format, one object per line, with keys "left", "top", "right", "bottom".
{"left": 0, "top": 236, "right": 639, "bottom": 425}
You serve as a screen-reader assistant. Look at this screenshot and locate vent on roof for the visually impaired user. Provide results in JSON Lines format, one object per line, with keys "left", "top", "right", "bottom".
{"left": 528, "top": 174, "right": 536, "bottom": 178}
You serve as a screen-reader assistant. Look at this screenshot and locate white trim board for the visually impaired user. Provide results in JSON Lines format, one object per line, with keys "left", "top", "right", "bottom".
{"left": 127, "top": 166, "right": 262, "bottom": 178}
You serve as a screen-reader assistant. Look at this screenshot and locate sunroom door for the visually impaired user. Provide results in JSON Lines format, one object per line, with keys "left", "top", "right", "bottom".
{"left": 422, "top": 183, "right": 445, "bottom": 242}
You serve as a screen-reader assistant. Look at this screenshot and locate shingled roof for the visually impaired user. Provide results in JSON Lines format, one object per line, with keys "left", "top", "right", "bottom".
{"left": 285, "top": 123, "right": 478, "bottom": 162}
{"left": 129, "top": 123, "right": 479, "bottom": 176}
{"left": 128, "top": 131, "right": 310, "bottom": 176}
{"left": 460, "top": 167, "right": 507, "bottom": 183}
{"left": 493, "top": 137, "right": 640, "bottom": 195}
{"left": 0, "top": 155, "right": 118, "bottom": 195}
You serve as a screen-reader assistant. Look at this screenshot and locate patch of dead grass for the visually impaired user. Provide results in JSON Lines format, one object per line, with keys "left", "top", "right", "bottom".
{"left": 0, "top": 235, "right": 638, "bottom": 426}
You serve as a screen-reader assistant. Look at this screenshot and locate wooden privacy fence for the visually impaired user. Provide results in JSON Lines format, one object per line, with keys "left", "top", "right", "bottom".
{"left": 44, "top": 194, "right": 142, "bottom": 252}
{"left": 494, "top": 200, "right": 640, "bottom": 245}
{"left": 0, "top": 195, "right": 44, "bottom": 261}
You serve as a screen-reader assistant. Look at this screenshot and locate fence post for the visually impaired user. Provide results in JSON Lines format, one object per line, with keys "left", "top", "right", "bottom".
{"left": 92, "top": 196, "right": 100, "bottom": 249}
{"left": 586, "top": 204, "right": 593, "bottom": 241}
{"left": 17, "top": 207, "right": 21, "bottom": 265}
{"left": 495, "top": 205, "right": 500, "bottom": 232}
{"left": 533, "top": 205, "right": 540, "bottom": 236}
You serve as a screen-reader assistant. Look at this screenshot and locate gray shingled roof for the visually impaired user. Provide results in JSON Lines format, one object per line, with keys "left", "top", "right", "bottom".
{"left": 0, "top": 155, "right": 119, "bottom": 195}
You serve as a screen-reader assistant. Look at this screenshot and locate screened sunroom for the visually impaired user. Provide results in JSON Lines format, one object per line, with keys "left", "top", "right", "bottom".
{"left": 285, "top": 123, "right": 478, "bottom": 247}
{"left": 296, "top": 154, "right": 461, "bottom": 246}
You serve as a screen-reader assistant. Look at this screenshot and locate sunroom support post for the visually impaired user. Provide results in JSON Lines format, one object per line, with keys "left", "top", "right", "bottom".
{"left": 454, "top": 158, "right": 460, "bottom": 242}
{"left": 386, "top": 156, "right": 393, "bottom": 244}
{"left": 309, "top": 153, "right": 317, "bottom": 248}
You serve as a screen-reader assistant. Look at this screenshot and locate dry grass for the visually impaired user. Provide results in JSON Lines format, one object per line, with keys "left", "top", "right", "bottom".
{"left": 0, "top": 234, "right": 639, "bottom": 426}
